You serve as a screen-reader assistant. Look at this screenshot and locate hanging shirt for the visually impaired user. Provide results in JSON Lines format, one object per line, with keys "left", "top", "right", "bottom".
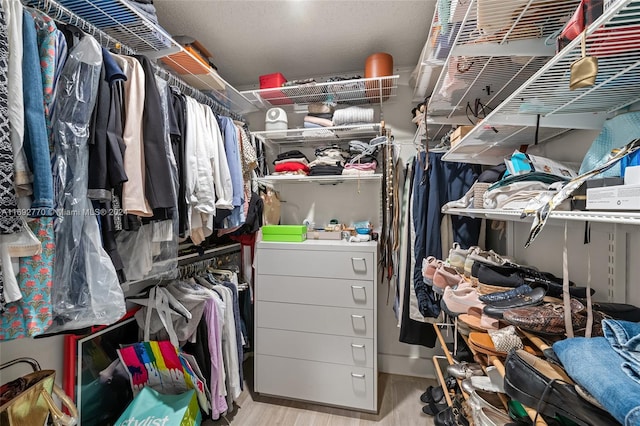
{"left": 112, "top": 54, "right": 153, "bottom": 217}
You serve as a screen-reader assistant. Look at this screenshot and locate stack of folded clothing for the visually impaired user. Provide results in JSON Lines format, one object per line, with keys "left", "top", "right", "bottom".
{"left": 343, "top": 139, "right": 378, "bottom": 175}
{"left": 308, "top": 145, "right": 349, "bottom": 176}
{"left": 272, "top": 150, "right": 310, "bottom": 176}
{"left": 303, "top": 102, "right": 336, "bottom": 138}
{"left": 333, "top": 106, "right": 375, "bottom": 126}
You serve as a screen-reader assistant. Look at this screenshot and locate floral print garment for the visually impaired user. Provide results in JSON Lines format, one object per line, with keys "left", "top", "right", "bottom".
{"left": 0, "top": 217, "right": 55, "bottom": 340}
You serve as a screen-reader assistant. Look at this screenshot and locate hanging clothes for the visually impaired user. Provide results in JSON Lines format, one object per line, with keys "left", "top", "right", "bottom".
{"left": 22, "top": 10, "right": 54, "bottom": 216}
{"left": 49, "top": 34, "right": 125, "bottom": 331}
{"left": 0, "top": 1, "right": 22, "bottom": 234}
{"left": 398, "top": 157, "right": 437, "bottom": 348}
{"left": 112, "top": 53, "right": 152, "bottom": 217}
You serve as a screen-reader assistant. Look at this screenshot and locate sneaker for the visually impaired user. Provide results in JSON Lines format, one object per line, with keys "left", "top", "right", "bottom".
{"left": 422, "top": 256, "right": 443, "bottom": 286}
{"left": 463, "top": 247, "right": 509, "bottom": 278}
{"left": 448, "top": 243, "right": 478, "bottom": 274}
{"left": 433, "top": 264, "right": 466, "bottom": 292}
{"left": 442, "top": 286, "right": 484, "bottom": 315}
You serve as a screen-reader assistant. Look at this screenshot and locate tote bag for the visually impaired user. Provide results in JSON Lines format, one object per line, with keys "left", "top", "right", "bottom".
{"left": 114, "top": 387, "right": 201, "bottom": 426}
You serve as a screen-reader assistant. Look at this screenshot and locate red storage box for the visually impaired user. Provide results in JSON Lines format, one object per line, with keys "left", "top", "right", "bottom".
{"left": 259, "top": 73, "right": 291, "bottom": 105}
{"left": 260, "top": 72, "right": 287, "bottom": 89}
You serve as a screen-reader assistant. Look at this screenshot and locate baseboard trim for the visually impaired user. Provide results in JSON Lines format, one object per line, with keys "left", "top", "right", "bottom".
{"left": 377, "top": 353, "right": 436, "bottom": 378}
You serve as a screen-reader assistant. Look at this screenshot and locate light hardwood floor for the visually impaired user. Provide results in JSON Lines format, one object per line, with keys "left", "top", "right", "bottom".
{"left": 203, "top": 362, "right": 438, "bottom": 426}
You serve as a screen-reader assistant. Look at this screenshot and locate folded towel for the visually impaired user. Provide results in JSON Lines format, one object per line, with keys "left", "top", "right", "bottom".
{"left": 344, "top": 162, "right": 377, "bottom": 171}
{"left": 333, "top": 106, "right": 375, "bottom": 126}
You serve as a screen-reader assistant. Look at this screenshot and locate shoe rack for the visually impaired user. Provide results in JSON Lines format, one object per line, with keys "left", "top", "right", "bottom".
{"left": 432, "top": 322, "right": 550, "bottom": 426}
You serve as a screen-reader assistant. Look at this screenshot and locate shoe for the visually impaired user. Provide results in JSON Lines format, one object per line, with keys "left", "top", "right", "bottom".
{"left": 464, "top": 247, "right": 509, "bottom": 278}
{"left": 433, "top": 264, "right": 466, "bottom": 291}
{"left": 420, "top": 385, "right": 446, "bottom": 404}
{"left": 442, "top": 286, "right": 484, "bottom": 316}
{"left": 502, "top": 299, "right": 585, "bottom": 335}
{"left": 422, "top": 398, "right": 449, "bottom": 416}
{"left": 423, "top": 256, "right": 443, "bottom": 286}
{"left": 459, "top": 307, "right": 500, "bottom": 332}
{"left": 477, "top": 406, "right": 512, "bottom": 426}
{"left": 478, "top": 284, "right": 533, "bottom": 304}
{"left": 504, "top": 349, "right": 618, "bottom": 426}
{"left": 483, "top": 287, "right": 546, "bottom": 319}
{"left": 448, "top": 242, "right": 478, "bottom": 274}
{"left": 434, "top": 402, "right": 470, "bottom": 426}
{"left": 447, "top": 362, "right": 484, "bottom": 379}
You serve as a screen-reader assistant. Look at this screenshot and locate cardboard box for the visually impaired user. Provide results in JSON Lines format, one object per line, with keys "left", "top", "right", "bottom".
{"left": 450, "top": 125, "right": 473, "bottom": 147}
{"left": 308, "top": 230, "right": 342, "bottom": 240}
{"left": 572, "top": 177, "right": 624, "bottom": 211}
{"left": 586, "top": 184, "right": 640, "bottom": 210}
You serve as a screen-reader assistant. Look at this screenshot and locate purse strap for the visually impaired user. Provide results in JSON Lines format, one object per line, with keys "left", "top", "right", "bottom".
{"left": 41, "top": 384, "right": 78, "bottom": 426}
{"left": 581, "top": 28, "right": 587, "bottom": 58}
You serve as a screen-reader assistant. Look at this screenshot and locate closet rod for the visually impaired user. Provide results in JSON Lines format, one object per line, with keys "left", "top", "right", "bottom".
{"left": 25, "top": 0, "right": 244, "bottom": 121}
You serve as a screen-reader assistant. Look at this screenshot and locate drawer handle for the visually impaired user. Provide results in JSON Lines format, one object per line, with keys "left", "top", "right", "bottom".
{"left": 351, "top": 373, "right": 366, "bottom": 379}
{"left": 351, "top": 344, "right": 365, "bottom": 349}
{"left": 351, "top": 314, "right": 365, "bottom": 319}
{"left": 351, "top": 285, "right": 365, "bottom": 290}
{"left": 351, "top": 257, "right": 367, "bottom": 272}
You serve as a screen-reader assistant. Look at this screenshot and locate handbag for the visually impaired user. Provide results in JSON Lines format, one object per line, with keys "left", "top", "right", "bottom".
{"left": 569, "top": 29, "right": 598, "bottom": 90}
{"left": 0, "top": 358, "right": 77, "bottom": 426}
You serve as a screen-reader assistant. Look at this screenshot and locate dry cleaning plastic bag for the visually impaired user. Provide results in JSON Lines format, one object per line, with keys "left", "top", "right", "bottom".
{"left": 48, "top": 36, "right": 125, "bottom": 332}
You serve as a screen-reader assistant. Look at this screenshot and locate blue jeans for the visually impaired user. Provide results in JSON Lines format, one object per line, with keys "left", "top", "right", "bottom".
{"left": 554, "top": 322, "right": 640, "bottom": 426}
{"left": 22, "top": 11, "right": 54, "bottom": 215}
{"left": 603, "top": 320, "right": 640, "bottom": 386}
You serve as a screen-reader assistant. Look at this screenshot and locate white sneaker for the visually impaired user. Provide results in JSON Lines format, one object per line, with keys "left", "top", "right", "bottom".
{"left": 448, "top": 242, "right": 478, "bottom": 274}
{"left": 464, "top": 248, "right": 510, "bottom": 278}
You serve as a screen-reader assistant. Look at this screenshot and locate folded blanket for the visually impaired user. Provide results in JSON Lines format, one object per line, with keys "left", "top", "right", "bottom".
{"left": 304, "top": 115, "right": 333, "bottom": 127}
{"left": 333, "top": 106, "right": 375, "bottom": 126}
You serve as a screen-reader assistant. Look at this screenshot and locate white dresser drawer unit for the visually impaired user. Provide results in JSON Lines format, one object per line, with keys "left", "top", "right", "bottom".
{"left": 256, "top": 355, "right": 375, "bottom": 411}
{"left": 256, "top": 301, "right": 373, "bottom": 338}
{"left": 256, "top": 274, "right": 373, "bottom": 309}
{"left": 256, "top": 328, "right": 373, "bottom": 367}
{"left": 255, "top": 240, "right": 378, "bottom": 412}
{"left": 256, "top": 246, "right": 373, "bottom": 280}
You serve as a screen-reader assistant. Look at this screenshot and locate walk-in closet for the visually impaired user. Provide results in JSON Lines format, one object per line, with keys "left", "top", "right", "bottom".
{"left": 1, "top": 1, "right": 639, "bottom": 425}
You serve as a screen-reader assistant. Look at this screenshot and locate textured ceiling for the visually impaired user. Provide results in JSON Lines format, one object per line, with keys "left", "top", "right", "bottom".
{"left": 154, "top": 0, "right": 436, "bottom": 89}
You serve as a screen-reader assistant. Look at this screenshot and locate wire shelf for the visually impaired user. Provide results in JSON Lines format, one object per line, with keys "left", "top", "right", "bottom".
{"left": 442, "top": 207, "right": 640, "bottom": 226}
{"left": 440, "top": 0, "right": 640, "bottom": 164}
{"left": 25, "top": 0, "right": 257, "bottom": 116}
{"left": 241, "top": 76, "right": 399, "bottom": 108}
{"left": 442, "top": 124, "right": 570, "bottom": 164}
{"left": 253, "top": 124, "right": 383, "bottom": 145}
{"left": 257, "top": 174, "right": 383, "bottom": 185}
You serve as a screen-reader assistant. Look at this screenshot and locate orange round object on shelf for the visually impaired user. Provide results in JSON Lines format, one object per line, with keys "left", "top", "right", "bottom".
{"left": 364, "top": 52, "right": 394, "bottom": 78}
{"left": 365, "top": 53, "right": 394, "bottom": 102}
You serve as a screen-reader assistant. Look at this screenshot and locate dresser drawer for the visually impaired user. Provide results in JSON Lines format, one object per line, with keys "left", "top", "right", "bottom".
{"left": 256, "top": 274, "right": 373, "bottom": 308}
{"left": 257, "top": 248, "right": 373, "bottom": 280}
{"left": 256, "top": 301, "right": 373, "bottom": 338}
{"left": 255, "top": 355, "right": 375, "bottom": 411}
{"left": 256, "top": 328, "right": 373, "bottom": 367}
